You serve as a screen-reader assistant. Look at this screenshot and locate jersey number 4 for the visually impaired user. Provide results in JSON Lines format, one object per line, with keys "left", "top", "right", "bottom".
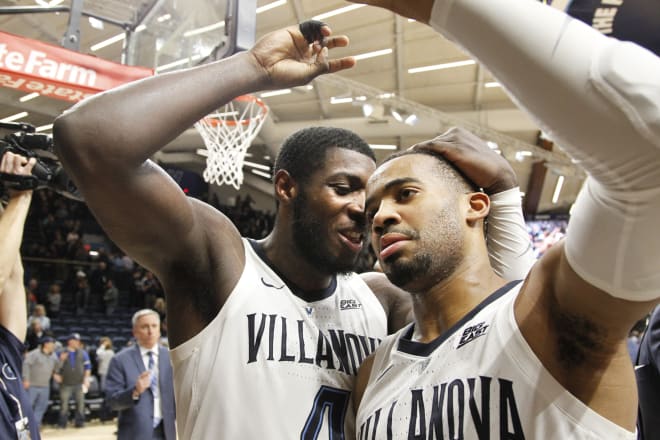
{"left": 301, "top": 386, "right": 350, "bottom": 440}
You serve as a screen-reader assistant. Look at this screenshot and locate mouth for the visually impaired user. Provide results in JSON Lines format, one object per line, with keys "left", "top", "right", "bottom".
{"left": 379, "top": 233, "right": 410, "bottom": 261}
{"left": 338, "top": 229, "right": 364, "bottom": 253}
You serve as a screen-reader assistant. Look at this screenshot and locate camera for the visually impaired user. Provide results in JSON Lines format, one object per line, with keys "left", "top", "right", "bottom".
{"left": 0, "top": 121, "right": 83, "bottom": 201}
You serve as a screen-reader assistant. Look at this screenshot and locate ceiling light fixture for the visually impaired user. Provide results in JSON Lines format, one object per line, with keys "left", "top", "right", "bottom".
{"left": 256, "top": 0, "right": 287, "bottom": 14}
{"left": 251, "top": 169, "right": 272, "bottom": 179}
{"left": 35, "top": 124, "right": 53, "bottom": 132}
{"left": 353, "top": 48, "right": 393, "bottom": 61}
{"left": 184, "top": 21, "right": 225, "bottom": 38}
{"left": 0, "top": 112, "right": 28, "bottom": 123}
{"left": 90, "top": 33, "right": 125, "bottom": 52}
{"left": 35, "top": 0, "right": 64, "bottom": 6}
{"left": 260, "top": 89, "right": 292, "bottom": 98}
{"left": 408, "top": 59, "right": 475, "bottom": 74}
{"left": 330, "top": 96, "right": 353, "bottom": 104}
{"left": 19, "top": 92, "right": 40, "bottom": 103}
{"left": 484, "top": 82, "right": 502, "bottom": 88}
{"left": 552, "top": 175, "right": 565, "bottom": 204}
{"left": 312, "top": 4, "right": 365, "bottom": 20}
{"left": 243, "top": 160, "right": 270, "bottom": 171}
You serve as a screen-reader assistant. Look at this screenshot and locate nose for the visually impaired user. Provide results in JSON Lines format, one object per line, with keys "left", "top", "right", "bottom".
{"left": 347, "top": 190, "right": 366, "bottom": 218}
{"left": 371, "top": 199, "right": 401, "bottom": 237}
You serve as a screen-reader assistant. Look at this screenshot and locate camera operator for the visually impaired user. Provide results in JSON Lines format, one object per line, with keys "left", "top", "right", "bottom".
{"left": 0, "top": 150, "right": 40, "bottom": 439}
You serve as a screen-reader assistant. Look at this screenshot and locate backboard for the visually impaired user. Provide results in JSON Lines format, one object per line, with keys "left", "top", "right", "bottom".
{"left": 128, "top": 0, "right": 257, "bottom": 72}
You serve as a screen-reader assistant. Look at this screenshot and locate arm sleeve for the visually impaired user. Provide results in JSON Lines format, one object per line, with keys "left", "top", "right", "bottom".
{"left": 105, "top": 357, "right": 137, "bottom": 411}
{"left": 429, "top": 0, "right": 660, "bottom": 300}
{"left": 486, "top": 187, "right": 535, "bottom": 281}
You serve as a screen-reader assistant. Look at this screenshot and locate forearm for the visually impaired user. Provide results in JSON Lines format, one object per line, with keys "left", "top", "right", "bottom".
{"left": 486, "top": 188, "right": 535, "bottom": 281}
{"left": 0, "top": 193, "right": 32, "bottom": 289}
{"left": 430, "top": 0, "right": 660, "bottom": 299}
{"left": 54, "top": 52, "right": 266, "bottom": 171}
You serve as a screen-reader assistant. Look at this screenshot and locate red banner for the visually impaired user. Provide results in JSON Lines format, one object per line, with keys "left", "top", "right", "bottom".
{"left": 0, "top": 30, "right": 153, "bottom": 102}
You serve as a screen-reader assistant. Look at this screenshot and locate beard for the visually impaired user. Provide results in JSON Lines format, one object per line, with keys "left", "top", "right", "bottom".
{"left": 291, "top": 191, "right": 357, "bottom": 275}
{"left": 383, "top": 207, "right": 464, "bottom": 292}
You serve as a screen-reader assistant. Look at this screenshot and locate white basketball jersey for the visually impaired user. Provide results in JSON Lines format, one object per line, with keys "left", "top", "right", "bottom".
{"left": 356, "top": 281, "right": 636, "bottom": 439}
{"left": 170, "top": 239, "right": 387, "bottom": 439}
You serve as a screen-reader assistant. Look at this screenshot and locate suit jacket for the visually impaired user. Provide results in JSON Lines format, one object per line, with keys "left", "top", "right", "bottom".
{"left": 636, "top": 305, "right": 660, "bottom": 440}
{"left": 106, "top": 344, "right": 176, "bottom": 440}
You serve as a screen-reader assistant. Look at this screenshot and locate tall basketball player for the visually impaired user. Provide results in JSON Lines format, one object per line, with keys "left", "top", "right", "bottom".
{"left": 348, "top": 1, "right": 660, "bottom": 438}
{"left": 53, "top": 21, "right": 533, "bottom": 438}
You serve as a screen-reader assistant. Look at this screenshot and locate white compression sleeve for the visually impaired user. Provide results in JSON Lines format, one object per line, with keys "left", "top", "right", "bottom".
{"left": 487, "top": 187, "right": 535, "bottom": 281}
{"left": 429, "top": 0, "right": 660, "bottom": 300}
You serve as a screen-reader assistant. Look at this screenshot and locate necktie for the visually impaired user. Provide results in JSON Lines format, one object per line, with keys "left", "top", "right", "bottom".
{"left": 147, "top": 351, "right": 161, "bottom": 428}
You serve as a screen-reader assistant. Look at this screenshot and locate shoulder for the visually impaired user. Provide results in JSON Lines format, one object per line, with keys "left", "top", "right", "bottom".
{"left": 360, "top": 272, "right": 413, "bottom": 334}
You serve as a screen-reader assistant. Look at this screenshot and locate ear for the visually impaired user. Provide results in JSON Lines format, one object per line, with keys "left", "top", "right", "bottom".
{"left": 465, "top": 192, "right": 490, "bottom": 226}
{"left": 273, "top": 169, "right": 298, "bottom": 204}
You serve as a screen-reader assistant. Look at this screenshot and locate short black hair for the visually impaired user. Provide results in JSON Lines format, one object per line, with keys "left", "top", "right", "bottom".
{"left": 274, "top": 127, "right": 375, "bottom": 183}
{"left": 382, "top": 149, "right": 480, "bottom": 194}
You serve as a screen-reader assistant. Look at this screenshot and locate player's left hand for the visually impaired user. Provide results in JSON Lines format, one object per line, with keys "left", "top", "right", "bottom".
{"left": 248, "top": 21, "right": 355, "bottom": 89}
{"left": 410, "top": 127, "right": 518, "bottom": 195}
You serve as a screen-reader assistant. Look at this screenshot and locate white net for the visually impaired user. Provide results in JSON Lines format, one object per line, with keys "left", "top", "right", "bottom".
{"left": 194, "top": 95, "right": 268, "bottom": 189}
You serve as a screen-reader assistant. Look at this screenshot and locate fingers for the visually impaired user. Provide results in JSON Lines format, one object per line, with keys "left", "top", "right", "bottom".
{"left": 0, "top": 152, "right": 35, "bottom": 175}
{"left": 299, "top": 20, "right": 328, "bottom": 45}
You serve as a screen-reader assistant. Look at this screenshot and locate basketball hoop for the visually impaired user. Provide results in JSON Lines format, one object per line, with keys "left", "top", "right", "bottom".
{"left": 194, "top": 95, "right": 268, "bottom": 189}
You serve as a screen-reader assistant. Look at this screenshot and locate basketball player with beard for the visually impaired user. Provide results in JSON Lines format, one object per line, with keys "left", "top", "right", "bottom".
{"left": 351, "top": 0, "right": 660, "bottom": 438}
{"left": 53, "top": 21, "right": 533, "bottom": 439}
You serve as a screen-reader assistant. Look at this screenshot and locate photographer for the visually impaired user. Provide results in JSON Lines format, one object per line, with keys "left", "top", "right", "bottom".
{"left": 0, "top": 150, "right": 40, "bottom": 438}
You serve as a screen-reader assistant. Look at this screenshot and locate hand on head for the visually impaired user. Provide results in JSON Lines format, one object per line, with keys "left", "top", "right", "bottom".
{"left": 248, "top": 21, "right": 354, "bottom": 89}
{"left": 410, "top": 127, "right": 518, "bottom": 195}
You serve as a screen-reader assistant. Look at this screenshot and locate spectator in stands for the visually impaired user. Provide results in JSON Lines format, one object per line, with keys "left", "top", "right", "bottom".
{"left": 45, "top": 283, "right": 62, "bottom": 318}
{"left": 25, "top": 278, "right": 38, "bottom": 316}
{"left": 95, "top": 337, "right": 115, "bottom": 392}
{"left": 153, "top": 298, "right": 167, "bottom": 337}
{"left": 73, "top": 270, "right": 90, "bottom": 315}
{"left": 103, "top": 278, "right": 119, "bottom": 316}
{"left": 27, "top": 304, "right": 50, "bottom": 331}
{"left": 89, "top": 260, "right": 109, "bottom": 300}
{"left": 141, "top": 271, "right": 161, "bottom": 310}
{"left": 25, "top": 320, "right": 45, "bottom": 352}
{"left": 54, "top": 332, "right": 91, "bottom": 428}
{"left": 129, "top": 268, "right": 145, "bottom": 309}
{"left": 23, "top": 335, "right": 58, "bottom": 429}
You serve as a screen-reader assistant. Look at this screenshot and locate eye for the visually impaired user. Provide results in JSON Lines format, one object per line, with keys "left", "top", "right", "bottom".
{"left": 331, "top": 184, "right": 352, "bottom": 196}
{"left": 397, "top": 187, "right": 417, "bottom": 201}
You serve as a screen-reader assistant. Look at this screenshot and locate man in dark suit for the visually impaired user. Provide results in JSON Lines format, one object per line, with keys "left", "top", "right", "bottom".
{"left": 636, "top": 305, "right": 660, "bottom": 440}
{"left": 106, "top": 309, "right": 175, "bottom": 439}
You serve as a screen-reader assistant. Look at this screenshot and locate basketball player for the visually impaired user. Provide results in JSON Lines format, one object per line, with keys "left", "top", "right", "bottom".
{"left": 349, "top": 0, "right": 660, "bottom": 438}
{"left": 53, "top": 22, "right": 533, "bottom": 438}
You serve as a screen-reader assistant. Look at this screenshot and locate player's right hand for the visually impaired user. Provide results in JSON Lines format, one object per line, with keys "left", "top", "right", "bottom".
{"left": 248, "top": 21, "right": 355, "bottom": 90}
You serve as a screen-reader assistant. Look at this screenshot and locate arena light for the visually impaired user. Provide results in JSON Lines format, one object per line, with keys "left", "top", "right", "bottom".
{"left": 90, "top": 33, "right": 125, "bottom": 52}
{"left": 260, "top": 89, "right": 292, "bottom": 98}
{"left": 35, "top": 124, "right": 53, "bottom": 132}
{"left": 251, "top": 169, "right": 272, "bottom": 179}
{"left": 552, "top": 175, "right": 565, "bottom": 204}
{"left": 353, "top": 48, "right": 393, "bottom": 61}
{"left": 243, "top": 160, "right": 270, "bottom": 171}
{"left": 313, "top": 4, "right": 365, "bottom": 20}
{"left": 19, "top": 92, "right": 40, "bottom": 103}
{"left": 408, "top": 59, "right": 475, "bottom": 74}
{"left": 257, "top": 0, "right": 287, "bottom": 14}
{"left": 0, "top": 112, "right": 28, "bottom": 123}
{"left": 184, "top": 21, "right": 225, "bottom": 38}
{"left": 485, "top": 82, "right": 502, "bottom": 88}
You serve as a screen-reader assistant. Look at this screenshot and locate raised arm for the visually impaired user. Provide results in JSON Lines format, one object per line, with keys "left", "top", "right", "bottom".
{"left": 0, "top": 151, "right": 35, "bottom": 338}
{"left": 351, "top": 0, "right": 660, "bottom": 430}
{"left": 53, "top": 23, "right": 355, "bottom": 344}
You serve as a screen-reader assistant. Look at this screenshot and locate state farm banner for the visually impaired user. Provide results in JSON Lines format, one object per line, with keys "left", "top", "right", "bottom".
{"left": 0, "top": 30, "right": 153, "bottom": 102}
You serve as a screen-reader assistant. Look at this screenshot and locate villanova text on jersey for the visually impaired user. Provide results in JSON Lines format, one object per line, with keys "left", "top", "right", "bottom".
{"left": 358, "top": 375, "right": 525, "bottom": 440}
{"left": 246, "top": 313, "right": 382, "bottom": 376}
